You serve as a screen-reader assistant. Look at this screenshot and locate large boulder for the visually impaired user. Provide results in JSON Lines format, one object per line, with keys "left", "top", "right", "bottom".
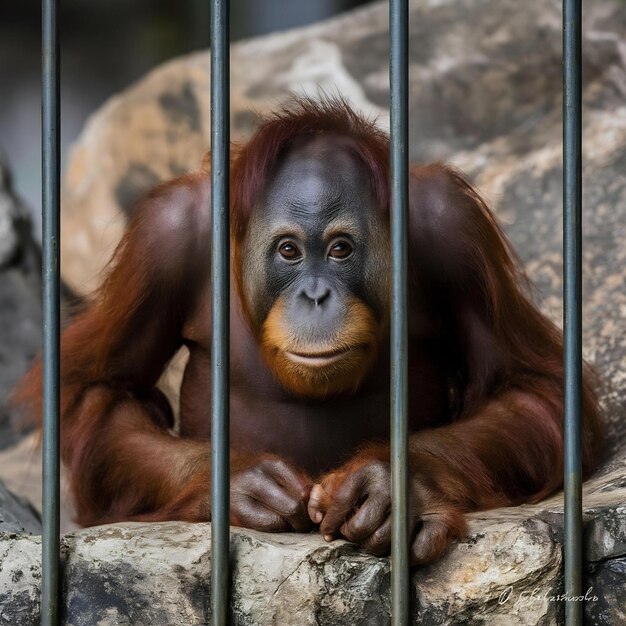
{"left": 1, "top": 0, "right": 625, "bottom": 623}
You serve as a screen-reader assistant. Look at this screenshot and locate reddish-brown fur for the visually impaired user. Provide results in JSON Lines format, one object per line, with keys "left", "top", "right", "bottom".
{"left": 14, "top": 98, "right": 603, "bottom": 563}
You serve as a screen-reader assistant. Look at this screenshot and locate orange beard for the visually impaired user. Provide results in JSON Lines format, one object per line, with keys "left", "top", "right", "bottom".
{"left": 260, "top": 296, "right": 381, "bottom": 399}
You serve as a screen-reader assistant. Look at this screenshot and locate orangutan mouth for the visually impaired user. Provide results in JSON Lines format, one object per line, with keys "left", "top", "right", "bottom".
{"left": 285, "top": 346, "right": 355, "bottom": 367}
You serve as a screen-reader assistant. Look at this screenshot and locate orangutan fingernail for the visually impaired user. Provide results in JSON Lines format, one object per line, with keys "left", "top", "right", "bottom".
{"left": 312, "top": 512, "right": 322, "bottom": 524}
{"left": 324, "top": 534, "right": 333, "bottom": 542}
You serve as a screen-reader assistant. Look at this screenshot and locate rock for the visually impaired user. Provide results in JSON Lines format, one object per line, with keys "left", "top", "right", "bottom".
{"left": 0, "top": 493, "right": 625, "bottom": 625}
{"left": 0, "top": 158, "right": 42, "bottom": 451}
{"left": 0, "top": 479, "right": 41, "bottom": 534}
{"left": 0, "top": 519, "right": 578, "bottom": 625}
{"left": 2, "top": 0, "right": 626, "bottom": 623}
{"left": 585, "top": 504, "right": 626, "bottom": 563}
{"left": 585, "top": 556, "right": 626, "bottom": 626}
{"left": 0, "top": 434, "right": 79, "bottom": 535}
{"left": 0, "top": 532, "right": 41, "bottom": 625}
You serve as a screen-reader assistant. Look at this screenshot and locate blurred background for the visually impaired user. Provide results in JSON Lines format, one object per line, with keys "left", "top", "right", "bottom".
{"left": 0, "top": 0, "right": 369, "bottom": 235}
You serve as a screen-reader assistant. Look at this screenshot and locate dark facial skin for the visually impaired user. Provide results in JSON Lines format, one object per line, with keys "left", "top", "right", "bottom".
{"left": 241, "top": 135, "right": 389, "bottom": 335}
{"left": 234, "top": 135, "right": 391, "bottom": 400}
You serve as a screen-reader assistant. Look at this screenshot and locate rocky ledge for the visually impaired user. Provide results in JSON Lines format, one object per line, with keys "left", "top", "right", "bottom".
{"left": 1, "top": 478, "right": 625, "bottom": 625}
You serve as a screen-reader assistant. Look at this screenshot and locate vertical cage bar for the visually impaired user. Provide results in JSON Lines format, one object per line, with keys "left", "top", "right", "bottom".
{"left": 41, "top": 0, "right": 61, "bottom": 624}
{"left": 389, "top": 0, "right": 410, "bottom": 623}
{"left": 210, "top": 0, "right": 230, "bottom": 624}
{"left": 563, "top": 0, "right": 583, "bottom": 624}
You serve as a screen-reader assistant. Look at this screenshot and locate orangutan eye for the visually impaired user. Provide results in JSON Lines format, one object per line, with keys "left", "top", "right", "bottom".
{"left": 328, "top": 240, "right": 353, "bottom": 260}
{"left": 278, "top": 241, "right": 302, "bottom": 260}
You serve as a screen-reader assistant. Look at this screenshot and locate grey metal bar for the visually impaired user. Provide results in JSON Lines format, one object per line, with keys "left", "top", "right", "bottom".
{"left": 210, "top": 0, "right": 230, "bottom": 624}
{"left": 389, "top": 0, "right": 410, "bottom": 623}
{"left": 41, "top": 0, "right": 61, "bottom": 624}
{"left": 563, "top": 0, "right": 583, "bottom": 624}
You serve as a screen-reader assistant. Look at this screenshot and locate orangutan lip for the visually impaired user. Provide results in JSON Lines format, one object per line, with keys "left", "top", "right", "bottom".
{"left": 285, "top": 347, "right": 352, "bottom": 366}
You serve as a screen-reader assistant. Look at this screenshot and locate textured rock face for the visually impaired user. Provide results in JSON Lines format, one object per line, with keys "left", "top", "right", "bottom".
{"left": 0, "top": 159, "right": 41, "bottom": 451}
{"left": 0, "top": 480, "right": 41, "bottom": 535}
{"left": 1, "top": 0, "right": 626, "bottom": 624}
{"left": 0, "top": 494, "right": 624, "bottom": 625}
{"left": 0, "top": 518, "right": 588, "bottom": 625}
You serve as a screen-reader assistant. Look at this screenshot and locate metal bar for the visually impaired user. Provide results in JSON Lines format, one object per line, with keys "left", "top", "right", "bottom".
{"left": 41, "top": 0, "right": 61, "bottom": 624}
{"left": 210, "top": 0, "right": 230, "bottom": 624}
{"left": 389, "top": 0, "right": 410, "bottom": 623}
{"left": 563, "top": 0, "right": 583, "bottom": 624}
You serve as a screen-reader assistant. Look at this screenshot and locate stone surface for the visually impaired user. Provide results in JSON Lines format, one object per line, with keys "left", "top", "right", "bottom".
{"left": 0, "top": 0, "right": 625, "bottom": 624}
{"left": 0, "top": 532, "right": 41, "bottom": 625}
{"left": 0, "top": 480, "right": 40, "bottom": 535}
{"left": 0, "top": 489, "right": 625, "bottom": 625}
{"left": 0, "top": 435, "right": 79, "bottom": 535}
{"left": 584, "top": 556, "right": 626, "bottom": 626}
{"left": 0, "top": 159, "right": 42, "bottom": 452}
